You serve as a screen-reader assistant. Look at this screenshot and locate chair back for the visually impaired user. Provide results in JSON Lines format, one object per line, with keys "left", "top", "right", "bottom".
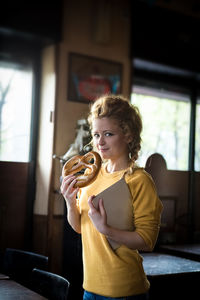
{"left": 31, "top": 268, "right": 70, "bottom": 300}
{"left": 3, "top": 248, "right": 48, "bottom": 287}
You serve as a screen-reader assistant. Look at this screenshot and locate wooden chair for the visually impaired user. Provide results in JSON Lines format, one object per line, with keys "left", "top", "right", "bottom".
{"left": 2, "top": 248, "right": 48, "bottom": 288}
{"left": 31, "top": 268, "right": 70, "bottom": 300}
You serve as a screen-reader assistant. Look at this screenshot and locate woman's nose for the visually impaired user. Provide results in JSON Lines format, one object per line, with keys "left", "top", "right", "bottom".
{"left": 98, "top": 135, "right": 105, "bottom": 145}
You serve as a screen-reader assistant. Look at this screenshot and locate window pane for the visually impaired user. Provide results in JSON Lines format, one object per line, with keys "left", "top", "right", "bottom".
{"left": 195, "top": 99, "right": 200, "bottom": 171}
{"left": 131, "top": 87, "right": 191, "bottom": 170}
{"left": 0, "top": 63, "right": 33, "bottom": 162}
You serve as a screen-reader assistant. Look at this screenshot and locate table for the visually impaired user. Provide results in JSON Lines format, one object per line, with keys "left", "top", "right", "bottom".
{"left": 0, "top": 279, "right": 47, "bottom": 299}
{"left": 142, "top": 252, "right": 200, "bottom": 300}
{"left": 159, "top": 243, "right": 200, "bottom": 261}
{"left": 0, "top": 273, "right": 9, "bottom": 280}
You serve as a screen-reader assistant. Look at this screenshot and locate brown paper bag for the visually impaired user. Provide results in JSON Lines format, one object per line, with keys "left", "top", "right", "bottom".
{"left": 92, "top": 177, "right": 134, "bottom": 250}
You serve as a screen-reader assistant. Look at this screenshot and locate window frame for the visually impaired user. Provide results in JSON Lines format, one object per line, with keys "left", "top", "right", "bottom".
{"left": 132, "top": 59, "right": 199, "bottom": 173}
{"left": 0, "top": 40, "right": 42, "bottom": 248}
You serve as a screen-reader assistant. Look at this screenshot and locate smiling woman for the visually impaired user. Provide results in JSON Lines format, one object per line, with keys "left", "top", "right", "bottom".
{"left": 91, "top": 117, "right": 131, "bottom": 169}
{"left": 61, "top": 94, "right": 162, "bottom": 300}
{"left": 0, "top": 63, "right": 33, "bottom": 162}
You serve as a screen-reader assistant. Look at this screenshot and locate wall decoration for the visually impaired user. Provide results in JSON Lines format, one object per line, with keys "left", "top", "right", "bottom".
{"left": 67, "top": 53, "right": 122, "bottom": 103}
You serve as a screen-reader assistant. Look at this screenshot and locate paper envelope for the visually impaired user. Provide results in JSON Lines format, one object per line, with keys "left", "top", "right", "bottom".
{"left": 92, "top": 177, "right": 134, "bottom": 250}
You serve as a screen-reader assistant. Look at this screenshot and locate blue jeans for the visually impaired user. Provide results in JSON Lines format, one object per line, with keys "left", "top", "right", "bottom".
{"left": 83, "top": 291, "right": 149, "bottom": 300}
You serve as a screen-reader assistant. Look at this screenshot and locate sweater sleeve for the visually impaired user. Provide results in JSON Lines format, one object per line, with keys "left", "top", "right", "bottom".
{"left": 127, "top": 170, "right": 163, "bottom": 251}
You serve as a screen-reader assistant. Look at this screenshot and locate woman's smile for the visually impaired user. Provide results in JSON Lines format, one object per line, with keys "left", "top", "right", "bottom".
{"left": 92, "top": 117, "right": 130, "bottom": 171}
{"left": 99, "top": 148, "right": 109, "bottom": 153}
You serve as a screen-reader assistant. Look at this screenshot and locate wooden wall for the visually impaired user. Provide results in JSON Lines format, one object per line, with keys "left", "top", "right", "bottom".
{"left": 145, "top": 153, "right": 200, "bottom": 244}
{"left": 0, "top": 162, "right": 29, "bottom": 250}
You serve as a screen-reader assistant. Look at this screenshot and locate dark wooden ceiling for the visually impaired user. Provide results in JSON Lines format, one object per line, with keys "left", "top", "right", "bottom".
{"left": 131, "top": 0, "right": 200, "bottom": 72}
{"left": 0, "top": 1, "right": 63, "bottom": 46}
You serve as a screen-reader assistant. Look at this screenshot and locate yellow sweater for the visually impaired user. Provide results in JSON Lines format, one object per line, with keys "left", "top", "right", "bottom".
{"left": 78, "top": 165, "right": 163, "bottom": 297}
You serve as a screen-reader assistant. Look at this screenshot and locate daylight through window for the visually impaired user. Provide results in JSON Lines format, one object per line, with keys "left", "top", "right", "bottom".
{"left": 131, "top": 86, "right": 191, "bottom": 170}
{"left": 0, "top": 63, "right": 33, "bottom": 162}
{"left": 195, "top": 99, "right": 200, "bottom": 171}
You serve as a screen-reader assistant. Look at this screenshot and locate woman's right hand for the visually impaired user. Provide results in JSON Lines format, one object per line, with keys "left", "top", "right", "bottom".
{"left": 60, "top": 175, "right": 81, "bottom": 233}
{"left": 60, "top": 175, "right": 79, "bottom": 207}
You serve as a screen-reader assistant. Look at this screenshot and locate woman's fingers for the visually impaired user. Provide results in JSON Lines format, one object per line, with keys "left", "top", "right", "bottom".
{"left": 61, "top": 174, "right": 75, "bottom": 187}
{"left": 98, "top": 198, "right": 106, "bottom": 217}
{"left": 88, "top": 195, "right": 96, "bottom": 213}
{"left": 88, "top": 197, "right": 108, "bottom": 234}
{"left": 61, "top": 175, "right": 76, "bottom": 193}
{"left": 60, "top": 175, "right": 80, "bottom": 205}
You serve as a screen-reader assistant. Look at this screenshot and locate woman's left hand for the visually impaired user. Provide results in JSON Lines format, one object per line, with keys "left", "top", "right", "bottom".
{"left": 88, "top": 196, "right": 151, "bottom": 251}
{"left": 88, "top": 196, "right": 109, "bottom": 234}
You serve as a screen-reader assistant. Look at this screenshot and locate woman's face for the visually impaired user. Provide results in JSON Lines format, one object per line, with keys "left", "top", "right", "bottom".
{"left": 92, "top": 117, "right": 131, "bottom": 162}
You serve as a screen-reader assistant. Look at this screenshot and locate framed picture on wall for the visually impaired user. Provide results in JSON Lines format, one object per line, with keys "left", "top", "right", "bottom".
{"left": 67, "top": 52, "right": 123, "bottom": 103}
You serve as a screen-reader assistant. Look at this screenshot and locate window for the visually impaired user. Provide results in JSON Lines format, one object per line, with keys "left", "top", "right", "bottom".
{"left": 0, "top": 62, "right": 33, "bottom": 162}
{"left": 195, "top": 99, "right": 200, "bottom": 171}
{"left": 131, "top": 86, "right": 191, "bottom": 170}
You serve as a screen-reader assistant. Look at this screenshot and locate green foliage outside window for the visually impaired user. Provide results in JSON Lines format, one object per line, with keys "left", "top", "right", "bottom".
{"left": 131, "top": 92, "right": 191, "bottom": 171}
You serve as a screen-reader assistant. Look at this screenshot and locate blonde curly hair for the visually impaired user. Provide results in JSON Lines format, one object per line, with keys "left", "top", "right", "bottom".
{"left": 87, "top": 94, "right": 143, "bottom": 171}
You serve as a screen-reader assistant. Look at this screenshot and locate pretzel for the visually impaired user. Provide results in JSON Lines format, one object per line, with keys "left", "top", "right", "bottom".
{"left": 62, "top": 151, "right": 101, "bottom": 188}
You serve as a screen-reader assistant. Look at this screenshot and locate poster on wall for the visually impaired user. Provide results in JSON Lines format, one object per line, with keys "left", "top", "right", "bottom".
{"left": 67, "top": 53, "right": 123, "bottom": 103}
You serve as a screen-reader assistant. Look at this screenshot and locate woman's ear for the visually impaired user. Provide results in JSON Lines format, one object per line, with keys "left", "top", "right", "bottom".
{"left": 125, "top": 134, "right": 133, "bottom": 144}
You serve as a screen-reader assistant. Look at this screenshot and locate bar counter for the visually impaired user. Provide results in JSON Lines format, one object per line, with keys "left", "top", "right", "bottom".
{"left": 159, "top": 243, "right": 200, "bottom": 261}
{"left": 142, "top": 252, "right": 200, "bottom": 300}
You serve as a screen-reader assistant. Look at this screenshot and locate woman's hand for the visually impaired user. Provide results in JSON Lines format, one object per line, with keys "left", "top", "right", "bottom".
{"left": 88, "top": 196, "right": 109, "bottom": 234}
{"left": 88, "top": 196, "right": 151, "bottom": 251}
{"left": 60, "top": 175, "right": 79, "bottom": 207}
{"left": 60, "top": 175, "right": 81, "bottom": 233}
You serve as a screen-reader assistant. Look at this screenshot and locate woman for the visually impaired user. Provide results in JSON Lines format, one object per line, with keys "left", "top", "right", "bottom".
{"left": 61, "top": 95, "right": 163, "bottom": 300}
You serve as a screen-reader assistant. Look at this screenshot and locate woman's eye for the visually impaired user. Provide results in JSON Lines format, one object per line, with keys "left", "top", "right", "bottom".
{"left": 93, "top": 133, "right": 99, "bottom": 138}
{"left": 105, "top": 132, "right": 113, "bottom": 137}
